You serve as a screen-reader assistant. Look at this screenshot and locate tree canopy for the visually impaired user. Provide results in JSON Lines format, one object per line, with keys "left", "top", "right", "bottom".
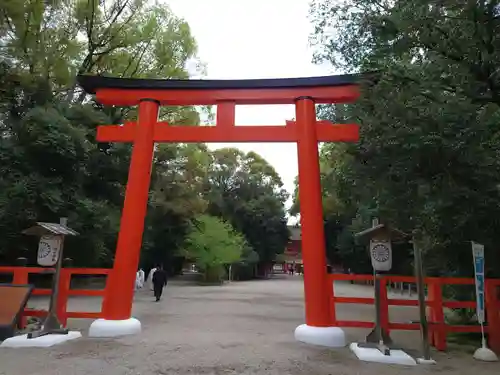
{"left": 181, "top": 214, "right": 247, "bottom": 283}
{"left": 0, "top": 1, "right": 290, "bottom": 278}
{"left": 207, "top": 148, "right": 290, "bottom": 266}
{"left": 302, "top": 0, "right": 500, "bottom": 277}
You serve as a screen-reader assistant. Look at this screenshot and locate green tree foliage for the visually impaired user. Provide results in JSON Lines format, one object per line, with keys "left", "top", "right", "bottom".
{"left": 206, "top": 148, "right": 290, "bottom": 278}
{"left": 306, "top": 0, "right": 500, "bottom": 277}
{"left": 0, "top": 1, "right": 200, "bottom": 87}
{"left": 0, "top": 0, "right": 200, "bottom": 266}
{"left": 140, "top": 143, "right": 210, "bottom": 272}
{"left": 181, "top": 215, "right": 246, "bottom": 283}
{"left": 0, "top": 1, "right": 290, "bottom": 277}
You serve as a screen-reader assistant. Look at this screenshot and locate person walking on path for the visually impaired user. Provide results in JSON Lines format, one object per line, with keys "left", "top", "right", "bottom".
{"left": 135, "top": 268, "right": 145, "bottom": 290}
{"left": 147, "top": 266, "right": 157, "bottom": 291}
{"left": 152, "top": 265, "right": 168, "bottom": 302}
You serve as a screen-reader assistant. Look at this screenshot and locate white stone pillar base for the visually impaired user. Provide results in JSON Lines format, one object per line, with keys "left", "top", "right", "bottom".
{"left": 294, "top": 324, "right": 346, "bottom": 347}
{"left": 88, "top": 318, "right": 141, "bottom": 338}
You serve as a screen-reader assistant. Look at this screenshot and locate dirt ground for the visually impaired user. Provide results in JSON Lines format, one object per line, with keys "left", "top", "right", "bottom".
{"left": 0, "top": 276, "right": 498, "bottom": 375}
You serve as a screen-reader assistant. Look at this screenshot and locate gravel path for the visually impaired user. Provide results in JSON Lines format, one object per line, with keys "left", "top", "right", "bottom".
{"left": 0, "top": 276, "right": 497, "bottom": 375}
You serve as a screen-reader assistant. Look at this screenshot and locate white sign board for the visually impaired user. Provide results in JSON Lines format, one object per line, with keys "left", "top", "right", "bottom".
{"left": 471, "top": 241, "right": 485, "bottom": 324}
{"left": 370, "top": 239, "right": 392, "bottom": 272}
{"left": 37, "top": 235, "right": 62, "bottom": 266}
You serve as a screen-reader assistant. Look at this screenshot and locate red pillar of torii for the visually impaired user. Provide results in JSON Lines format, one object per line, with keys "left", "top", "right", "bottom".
{"left": 77, "top": 74, "right": 360, "bottom": 344}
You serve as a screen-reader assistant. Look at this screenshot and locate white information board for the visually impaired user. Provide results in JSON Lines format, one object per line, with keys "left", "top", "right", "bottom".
{"left": 370, "top": 239, "right": 392, "bottom": 272}
{"left": 37, "top": 235, "right": 62, "bottom": 266}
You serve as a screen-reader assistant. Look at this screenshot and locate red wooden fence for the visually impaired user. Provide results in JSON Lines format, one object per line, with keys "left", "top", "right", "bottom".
{"left": 0, "top": 266, "right": 110, "bottom": 327}
{"left": 2, "top": 266, "right": 499, "bottom": 354}
{"left": 329, "top": 273, "right": 500, "bottom": 353}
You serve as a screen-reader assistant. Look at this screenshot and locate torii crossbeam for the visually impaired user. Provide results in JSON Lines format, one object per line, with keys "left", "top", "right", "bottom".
{"left": 77, "top": 74, "right": 362, "bottom": 346}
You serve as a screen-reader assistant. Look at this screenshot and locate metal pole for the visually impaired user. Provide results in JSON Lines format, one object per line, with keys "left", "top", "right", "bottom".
{"left": 413, "top": 237, "right": 431, "bottom": 360}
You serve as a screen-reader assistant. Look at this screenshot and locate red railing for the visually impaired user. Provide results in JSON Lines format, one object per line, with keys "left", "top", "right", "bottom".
{"left": 329, "top": 273, "right": 500, "bottom": 353}
{"left": 0, "top": 266, "right": 111, "bottom": 327}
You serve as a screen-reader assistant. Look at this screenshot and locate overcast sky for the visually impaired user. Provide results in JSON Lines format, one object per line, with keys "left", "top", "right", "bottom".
{"left": 166, "top": 0, "right": 332, "bottom": 218}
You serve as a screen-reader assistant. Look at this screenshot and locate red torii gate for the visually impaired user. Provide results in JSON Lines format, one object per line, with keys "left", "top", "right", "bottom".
{"left": 77, "top": 74, "right": 360, "bottom": 345}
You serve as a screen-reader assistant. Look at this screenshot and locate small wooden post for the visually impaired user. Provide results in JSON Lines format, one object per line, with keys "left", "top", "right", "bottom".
{"left": 413, "top": 235, "right": 432, "bottom": 361}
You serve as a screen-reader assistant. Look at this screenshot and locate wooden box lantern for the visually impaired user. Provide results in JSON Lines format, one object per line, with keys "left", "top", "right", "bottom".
{"left": 355, "top": 219, "right": 407, "bottom": 273}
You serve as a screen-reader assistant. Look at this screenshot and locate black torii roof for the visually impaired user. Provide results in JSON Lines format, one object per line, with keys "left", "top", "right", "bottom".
{"left": 77, "top": 72, "right": 377, "bottom": 95}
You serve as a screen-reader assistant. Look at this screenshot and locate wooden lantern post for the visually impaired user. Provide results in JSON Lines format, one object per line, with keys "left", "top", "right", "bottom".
{"left": 22, "top": 219, "right": 78, "bottom": 339}
{"left": 355, "top": 218, "right": 406, "bottom": 355}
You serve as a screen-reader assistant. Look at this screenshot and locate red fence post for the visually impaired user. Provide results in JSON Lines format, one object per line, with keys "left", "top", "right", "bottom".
{"left": 322, "top": 273, "right": 500, "bottom": 351}
{"left": 1, "top": 266, "right": 112, "bottom": 325}
{"left": 486, "top": 280, "right": 500, "bottom": 353}
{"left": 427, "top": 278, "right": 446, "bottom": 351}
{"left": 56, "top": 268, "right": 71, "bottom": 327}
{"left": 379, "top": 277, "right": 390, "bottom": 335}
{"left": 427, "top": 279, "right": 436, "bottom": 347}
{"left": 328, "top": 275, "right": 337, "bottom": 325}
{"left": 12, "top": 268, "right": 29, "bottom": 329}
{"left": 12, "top": 267, "right": 28, "bottom": 285}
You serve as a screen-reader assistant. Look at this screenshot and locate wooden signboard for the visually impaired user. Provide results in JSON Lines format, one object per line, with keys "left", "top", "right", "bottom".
{"left": 0, "top": 284, "right": 33, "bottom": 341}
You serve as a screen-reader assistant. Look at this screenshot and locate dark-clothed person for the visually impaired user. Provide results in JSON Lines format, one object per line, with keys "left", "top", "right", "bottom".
{"left": 152, "top": 265, "right": 168, "bottom": 302}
